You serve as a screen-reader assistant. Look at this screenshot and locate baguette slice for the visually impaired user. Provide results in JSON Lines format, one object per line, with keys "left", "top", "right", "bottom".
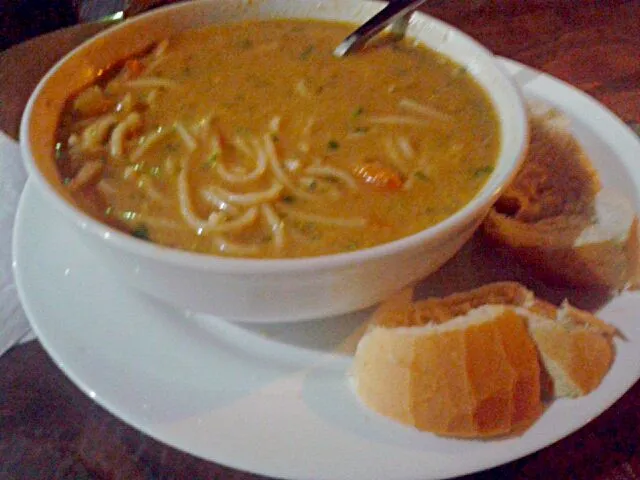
{"left": 526, "top": 302, "right": 616, "bottom": 398}
{"left": 483, "top": 101, "right": 640, "bottom": 290}
{"left": 351, "top": 282, "right": 617, "bottom": 438}
{"left": 353, "top": 305, "right": 543, "bottom": 438}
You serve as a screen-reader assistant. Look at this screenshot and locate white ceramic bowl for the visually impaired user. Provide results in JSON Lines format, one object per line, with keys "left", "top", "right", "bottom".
{"left": 20, "top": 0, "right": 527, "bottom": 322}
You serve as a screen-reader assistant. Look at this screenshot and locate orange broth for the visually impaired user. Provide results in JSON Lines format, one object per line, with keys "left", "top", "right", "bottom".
{"left": 55, "top": 20, "right": 500, "bottom": 258}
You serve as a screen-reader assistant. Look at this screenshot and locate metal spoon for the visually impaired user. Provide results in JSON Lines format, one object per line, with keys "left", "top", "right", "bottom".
{"left": 333, "top": 0, "right": 427, "bottom": 57}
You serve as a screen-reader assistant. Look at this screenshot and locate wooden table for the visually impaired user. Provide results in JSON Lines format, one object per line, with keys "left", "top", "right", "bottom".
{"left": 1, "top": 1, "right": 639, "bottom": 478}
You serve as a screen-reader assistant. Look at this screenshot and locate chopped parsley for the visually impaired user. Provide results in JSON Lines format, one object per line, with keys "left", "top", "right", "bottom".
{"left": 327, "top": 140, "right": 340, "bottom": 150}
{"left": 473, "top": 165, "right": 494, "bottom": 178}
{"left": 344, "top": 241, "right": 359, "bottom": 251}
{"left": 299, "top": 45, "right": 314, "bottom": 60}
{"left": 202, "top": 152, "right": 218, "bottom": 170}
{"left": 54, "top": 142, "right": 63, "bottom": 160}
{"left": 414, "top": 171, "right": 429, "bottom": 182}
{"left": 131, "top": 224, "right": 150, "bottom": 241}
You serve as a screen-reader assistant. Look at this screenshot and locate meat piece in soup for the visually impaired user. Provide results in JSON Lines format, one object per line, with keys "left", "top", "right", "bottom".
{"left": 55, "top": 20, "right": 500, "bottom": 258}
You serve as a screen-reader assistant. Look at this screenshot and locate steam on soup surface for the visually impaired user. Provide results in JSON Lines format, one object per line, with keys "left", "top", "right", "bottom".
{"left": 55, "top": 20, "right": 500, "bottom": 258}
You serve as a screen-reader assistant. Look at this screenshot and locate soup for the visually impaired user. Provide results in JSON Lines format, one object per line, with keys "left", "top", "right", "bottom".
{"left": 55, "top": 20, "right": 500, "bottom": 258}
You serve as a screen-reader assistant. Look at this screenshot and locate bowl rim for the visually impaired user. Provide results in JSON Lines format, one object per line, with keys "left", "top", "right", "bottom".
{"left": 19, "top": 0, "right": 528, "bottom": 275}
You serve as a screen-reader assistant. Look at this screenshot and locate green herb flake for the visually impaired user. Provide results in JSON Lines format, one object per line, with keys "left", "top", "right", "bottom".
{"left": 202, "top": 152, "right": 218, "bottom": 170}
{"left": 282, "top": 195, "right": 296, "bottom": 204}
{"left": 54, "top": 142, "right": 63, "bottom": 160}
{"left": 327, "top": 140, "right": 340, "bottom": 150}
{"left": 62, "top": 177, "right": 72, "bottom": 186}
{"left": 473, "top": 165, "right": 494, "bottom": 178}
{"left": 352, "top": 126, "right": 370, "bottom": 134}
{"left": 238, "top": 38, "right": 253, "bottom": 49}
{"left": 414, "top": 171, "right": 429, "bottom": 182}
{"left": 235, "top": 126, "right": 251, "bottom": 136}
{"left": 300, "top": 46, "right": 314, "bottom": 60}
{"left": 307, "top": 180, "right": 318, "bottom": 192}
{"left": 271, "top": 133, "right": 280, "bottom": 143}
{"left": 344, "top": 241, "right": 359, "bottom": 251}
{"left": 131, "top": 224, "right": 150, "bottom": 241}
{"left": 352, "top": 106, "right": 364, "bottom": 118}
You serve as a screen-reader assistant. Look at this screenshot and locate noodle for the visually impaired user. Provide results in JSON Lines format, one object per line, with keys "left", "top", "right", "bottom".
{"left": 116, "top": 93, "right": 134, "bottom": 115}
{"left": 137, "top": 175, "right": 167, "bottom": 204}
{"left": 399, "top": 98, "right": 453, "bottom": 122}
{"left": 269, "top": 116, "right": 281, "bottom": 133}
{"left": 383, "top": 137, "right": 409, "bottom": 176}
{"left": 96, "top": 178, "right": 118, "bottom": 198}
{"left": 215, "top": 135, "right": 268, "bottom": 183}
{"left": 200, "top": 188, "right": 240, "bottom": 215}
{"left": 80, "top": 114, "right": 118, "bottom": 150}
{"left": 205, "top": 181, "right": 284, "bottom": 205}
{"left": 233, "top": 135, "right": 255, "bottom": 157}
{"left": 396, "top": 136, "right": 415, "bottom": 160}
{"left": 213, "top": 235, "right": 262, "bottom": 255}
{"left": 304, "top": 165, "right": 358, "bottom": 190}
{"left": 178, "top": 162, "right": 221, "bottom": 233}
{"left": 261, "top": 203, "right": 284, "bottom": 249}
{"left": 123, "top": 77, "right": 178, "bottom": 89}
{"left": 130, "top": 127, "right": 171, "bottom": 161}
{"left": 263, "top": 134, "right": 315, "bottom": 200}
{"left": 69, "top": 161, "right": 103, "bottom": 191}
{"left": 275, "top": 203, "right": 367, "bottom": 227}
{"left": 212, "top": 207, "right": 259, "bottom": 233}
{"left": 366, "top": 115, "right": 436, "bottom": 127}
{"left": 174, "top": 123, "right": 197, "bottom": 152}
{"left": 109, "top": 112, "right": 142, "bottom": 157}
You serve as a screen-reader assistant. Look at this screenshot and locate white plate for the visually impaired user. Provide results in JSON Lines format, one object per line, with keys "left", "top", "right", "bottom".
{"left": 12, "top": 58, "right": 640, "bottom": 480}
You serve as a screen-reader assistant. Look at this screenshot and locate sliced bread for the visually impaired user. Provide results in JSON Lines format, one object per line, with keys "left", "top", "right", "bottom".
{"left": 351, "top": 282, "right": 617, "bottom": 437}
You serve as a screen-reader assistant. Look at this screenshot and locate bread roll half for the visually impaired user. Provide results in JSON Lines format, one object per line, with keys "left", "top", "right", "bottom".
{"left": 351, "top": 282, "right": 617, "bottom": 438}
{"left": 483, "top": 101, "right": 640, "bottom": 290}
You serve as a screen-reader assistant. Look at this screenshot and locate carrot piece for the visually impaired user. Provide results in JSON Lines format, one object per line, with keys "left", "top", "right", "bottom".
{"left": 124, "top": 59, "right": 144, "bottom": 79}
{"left": 353, "top": 161, "right": 403, "bottom": 190}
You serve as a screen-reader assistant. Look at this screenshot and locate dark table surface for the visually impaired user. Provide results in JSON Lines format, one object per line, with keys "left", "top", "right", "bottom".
{"left": 1, "top": 1, "right": 640, "bottom": 479}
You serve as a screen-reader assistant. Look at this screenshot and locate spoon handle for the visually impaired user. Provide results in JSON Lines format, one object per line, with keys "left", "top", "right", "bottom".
{"left": 333, "top": 0, "right": 427, "bottom": 57}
